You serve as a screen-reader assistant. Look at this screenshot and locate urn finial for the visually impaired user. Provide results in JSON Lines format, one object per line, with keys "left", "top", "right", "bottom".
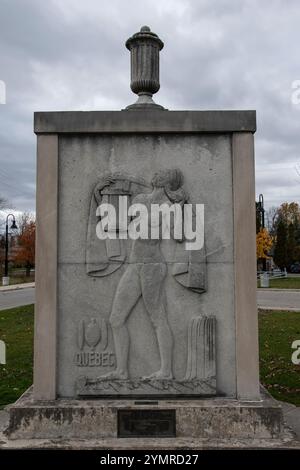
{"left": 125, "top": 26, "right": 165, "bottom": 110}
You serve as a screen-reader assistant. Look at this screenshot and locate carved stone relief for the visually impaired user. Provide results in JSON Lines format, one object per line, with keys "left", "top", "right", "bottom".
{"left": 185, "top": 316, "right": 216, "bottom": 381}
{"left": 74, "top": 317, "right": 115, "bottom": 369}
{"left": 75, "top": 169, "right": 216, "bottom": 396}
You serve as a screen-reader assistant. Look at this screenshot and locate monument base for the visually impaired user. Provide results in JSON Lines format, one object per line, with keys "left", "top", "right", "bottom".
{"left": 2, "top": 387, "right": 298, "bottom": 448}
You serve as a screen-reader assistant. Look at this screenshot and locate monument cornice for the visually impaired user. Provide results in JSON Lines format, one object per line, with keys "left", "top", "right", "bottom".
{"left": 34, "top": 110, "right": 256, "bottom": 134}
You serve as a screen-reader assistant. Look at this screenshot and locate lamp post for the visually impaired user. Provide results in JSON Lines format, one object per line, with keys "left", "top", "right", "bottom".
{"left": 257, "top": 194, "right": 266, "bottom": 272}
{"left": 258, "top": 194, "right": 265, "bottom": 229}
{"left": 2, "top": 213, "right": 18, "bottom": 286}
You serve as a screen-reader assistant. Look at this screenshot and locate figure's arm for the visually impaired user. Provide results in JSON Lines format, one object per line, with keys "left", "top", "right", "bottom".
{"left": 93, "top": 175, "right": 116, "bottom": 205}
{"left": 94, "top": 175, "right": 116, "bottom": 192}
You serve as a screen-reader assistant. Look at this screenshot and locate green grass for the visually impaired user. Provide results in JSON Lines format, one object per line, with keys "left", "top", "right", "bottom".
{"left": 0, "top": 304, "right": 33, "bottom": 408}
{"left": 259, "top": 309, "right": 300, "bottom": 405}
{"left": 258, "top": 277, "right": 300, "bottom": 289}
{"left": 0, "top": 305, "right": 299, "bottom": 408}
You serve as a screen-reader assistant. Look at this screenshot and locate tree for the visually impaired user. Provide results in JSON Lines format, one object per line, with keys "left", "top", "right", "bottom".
{"left": 0, "top": 196, "right": 8, "bottom": 210}
{"left": 273, "top": 220, "right": 288, "bottom": 269}
{"left": 287, "top": 223, "right": 300, "bottom": 267}
{"left": 13, "top": 214, "right": 35, "bottom": 276}
{"left": 265, "top": 206, "right": 278, "bottom": 236}
{"left": 256, "top": 228, "right": 273, "bottom": 261}
{"left": 272, "top": 202, "right": 300, "bottom": 270}
{"left": 0, "top": 195, "right": 10, "bottom": 233}
{"left": 276, "top": 202, "right": 300, "bottom": 227}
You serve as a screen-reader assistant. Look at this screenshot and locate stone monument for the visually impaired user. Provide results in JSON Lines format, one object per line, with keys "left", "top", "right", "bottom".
{"left": 4, "top": 26, "right": 286, "bottom": 447}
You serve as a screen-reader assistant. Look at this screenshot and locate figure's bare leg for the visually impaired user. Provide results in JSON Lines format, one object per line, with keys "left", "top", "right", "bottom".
{"left": 100, "top": 324, "right": 130, "bottom": 380}
{"left": 100, "top": 265, "right": 141, "bottom": 380}
{"left": 155, "top": 317, "right": 173, "bottom": 379}
{"left": 110, "top": 324, "right": 130, "bottom": 379}
{"left": 143, "top": 314, "right": 173, "bottom": 379}
{"left": 141, "top": 263, "right": 173, "bottom": 379}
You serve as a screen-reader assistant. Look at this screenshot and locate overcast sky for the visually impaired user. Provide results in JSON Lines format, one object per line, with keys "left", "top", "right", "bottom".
{"left": 0, "top": 0, "right": 300, "bottom": 216}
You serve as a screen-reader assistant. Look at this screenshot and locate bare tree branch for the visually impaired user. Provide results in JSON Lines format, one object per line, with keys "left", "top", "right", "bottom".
{"left": 0, "top": 196, "right": 9, "bottom": 210}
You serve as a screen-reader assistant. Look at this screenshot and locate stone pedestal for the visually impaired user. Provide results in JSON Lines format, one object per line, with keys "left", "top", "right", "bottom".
{"left": 31, "top": 110, "right": 259, "bottom": 402}
{"left": 5, "top": 387, "right": 287, "bottom": 446}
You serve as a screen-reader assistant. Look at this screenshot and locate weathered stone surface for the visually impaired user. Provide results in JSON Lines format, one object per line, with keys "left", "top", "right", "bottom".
{"left": 34, "top": 110, "right": 256, "bottom": 134}
{"left": 4, "top": 388, "right": 286, "bottom": 442}
{"left": 56, "top": 133, "right": 233, "bottom": 397}
{"left": 76, "top": 377, "right": 216, "bottom": 397}
{"left": 1, "top": 435, "right": 299, "bottom": 450}
{"left": 31, "top": 109, "right": 261, "bottom": 401}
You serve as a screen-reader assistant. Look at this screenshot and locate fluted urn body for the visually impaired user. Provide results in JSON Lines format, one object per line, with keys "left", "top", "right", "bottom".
{"left": 125, "top": 26, "right": 165, "bottom": 109}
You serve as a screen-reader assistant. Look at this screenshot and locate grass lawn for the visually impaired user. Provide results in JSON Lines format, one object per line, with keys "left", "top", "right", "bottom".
{"left": 258, "top": 277, "right": 300, "bottom": 289}
{"left": 0, "top": 305, "right": 299, "bottom": 408}
{"left": 0, "top": 304, "right": 33, "bottom": 409}
{"left": 259, "top": 309, "right": 300, "bottom": 405}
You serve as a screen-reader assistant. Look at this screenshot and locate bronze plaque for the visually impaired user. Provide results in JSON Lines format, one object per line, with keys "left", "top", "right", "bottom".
{"left": 118, "top": 409, "right": 176, "bottom": 438}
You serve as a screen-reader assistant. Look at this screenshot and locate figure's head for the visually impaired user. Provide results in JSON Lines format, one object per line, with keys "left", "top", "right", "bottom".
{"left": 151, "top": 169, "right": 187, "bottom": 203}
{"left": 151, "top": 169, "right": 183, "bottom": 191}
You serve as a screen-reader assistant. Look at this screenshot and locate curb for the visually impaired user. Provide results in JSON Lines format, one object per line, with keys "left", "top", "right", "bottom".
{"left": 258, "top": 288, "right": 300, "bottom": 292}
{"left": 0, "top": 283, "right": 35, "bottom": 292}
{"left": 258, "top": 306, "right": 300, "bottom": 312}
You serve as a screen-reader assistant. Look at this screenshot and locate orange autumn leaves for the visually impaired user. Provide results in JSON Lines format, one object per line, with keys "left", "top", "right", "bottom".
{"left": 256, "top": 228, "right": 273, "bottom": 260}
{"left": 13, "top": 219, "right": 35, "bottom": 269}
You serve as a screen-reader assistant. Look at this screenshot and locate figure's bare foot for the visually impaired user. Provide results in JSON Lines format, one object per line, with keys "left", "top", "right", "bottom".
{"left": 98, "top": 370, "right": 128, "bottom": 380}
{"left": 143, "top": 370, "right": 173, "bottom": 380}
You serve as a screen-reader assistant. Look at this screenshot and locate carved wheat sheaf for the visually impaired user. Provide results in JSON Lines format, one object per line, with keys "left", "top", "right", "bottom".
{"left": 184, "top": 316, "right": 216, "bottom": 381}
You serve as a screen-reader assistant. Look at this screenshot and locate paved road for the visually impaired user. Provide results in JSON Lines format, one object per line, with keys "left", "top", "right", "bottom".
{"left": 0, "top": 286, "right": 299, "bottom": 311}
{"left": 258, "top": 289, "right": 300, "bottom": 310}
{"left": 0, "top": 287, "right": 35, "bottom": 310}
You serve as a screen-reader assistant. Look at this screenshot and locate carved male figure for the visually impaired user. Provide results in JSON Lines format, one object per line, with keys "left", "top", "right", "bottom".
{"left": 101, "top": 169, "right": 186, "bottom": 379}
{"left": 86, "top": 168, "right": 207, "bottom": 381}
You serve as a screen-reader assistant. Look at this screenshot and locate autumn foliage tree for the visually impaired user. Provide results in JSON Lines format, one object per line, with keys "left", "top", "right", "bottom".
{"left": 13, "top": 214, "right": 36, "bottom": 276}
{"left": 256, "top": 228, "right": 273, "bottom": 264}
{"left": 275, "top": 202, "right": 300, "bottom": 226}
